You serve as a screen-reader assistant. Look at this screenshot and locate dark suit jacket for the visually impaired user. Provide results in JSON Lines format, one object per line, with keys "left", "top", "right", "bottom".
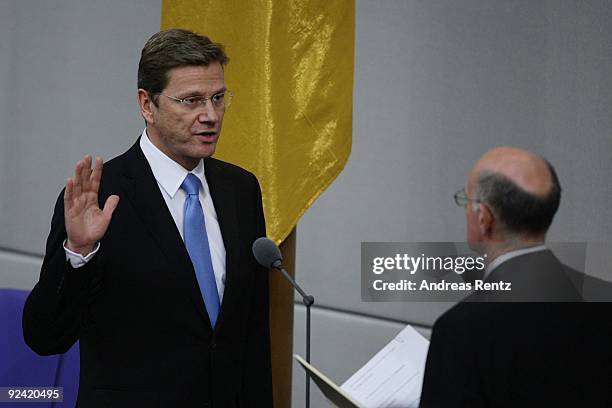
{"left": 23, "top": 140, "right": 273, "bottom": 408}
{"left": 420, "top": 250, "right": 612, "bottom": 408}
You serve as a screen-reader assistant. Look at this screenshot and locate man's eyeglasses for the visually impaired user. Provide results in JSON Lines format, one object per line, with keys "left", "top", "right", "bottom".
{"left": 159, "top": 91, "right": 234, "bottom": 110}
{"left": 453, "top": 188, "right": 480, "bottom": 208}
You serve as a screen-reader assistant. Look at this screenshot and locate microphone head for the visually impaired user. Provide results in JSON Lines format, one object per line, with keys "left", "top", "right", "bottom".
{"left": 252, "top": 237, "right": 283, "bottom": 269}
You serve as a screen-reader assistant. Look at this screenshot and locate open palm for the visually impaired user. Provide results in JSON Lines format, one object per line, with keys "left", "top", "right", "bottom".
{"left": 64, "top": 155, "right": 119, "bottom": 255}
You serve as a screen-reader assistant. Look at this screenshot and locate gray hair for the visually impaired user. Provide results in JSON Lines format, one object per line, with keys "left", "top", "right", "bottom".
{"left": 474, "top": 161, "right": 561, "bottom": 235}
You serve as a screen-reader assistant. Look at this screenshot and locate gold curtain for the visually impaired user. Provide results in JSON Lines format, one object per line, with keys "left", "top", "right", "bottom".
{"left": 161, "top": 0, "right": 354, "bottom": 244}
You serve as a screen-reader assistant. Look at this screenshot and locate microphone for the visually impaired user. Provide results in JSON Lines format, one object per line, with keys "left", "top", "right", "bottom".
{"left": 252, "top": 236, "right": 283, "bottom": 269}
{"left": 252, "top": 237, "right": 315, "bottom": 408}
{"left": 252, "top": 237, "right": 314, "bottom": 306}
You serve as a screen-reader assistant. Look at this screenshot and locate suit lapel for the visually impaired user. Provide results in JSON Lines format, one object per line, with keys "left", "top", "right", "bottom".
{"left": 119, "top": 140, "right": 212, "bottom": 326}
{"left": 204, "top": 158, "right": 241, "bottom": 331}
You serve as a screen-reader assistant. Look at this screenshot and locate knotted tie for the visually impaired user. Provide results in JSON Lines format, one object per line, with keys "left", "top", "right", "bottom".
{"left": 181, "top": 173, "right": 220, "bottom": 327}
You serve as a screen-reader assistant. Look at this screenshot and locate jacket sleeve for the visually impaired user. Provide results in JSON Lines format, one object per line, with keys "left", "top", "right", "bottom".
{"left": 419, "top": 307, "right": 486, "bottom": 408}
{"left": 22, "top": 190, "right": 99, "bottom": 356}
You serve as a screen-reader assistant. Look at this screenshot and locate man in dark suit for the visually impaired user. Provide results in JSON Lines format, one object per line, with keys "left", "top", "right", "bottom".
{"left": 420, "top": 147, "right": 611, "bottom": 407}
{"left": 23, "top": 29, "right": 273, "bottom": 408}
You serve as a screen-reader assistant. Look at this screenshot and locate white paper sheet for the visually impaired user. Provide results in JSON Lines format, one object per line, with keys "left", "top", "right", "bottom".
{"left": 340, "top": 325, "right": 429, "bottom": 408}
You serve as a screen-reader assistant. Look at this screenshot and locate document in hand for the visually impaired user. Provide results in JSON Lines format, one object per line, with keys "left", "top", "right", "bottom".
{"left": 294, "top": 355, "right": 365, "bottom": 408}
{"left": 295, "top": 325, "right": 429, "bottom": 408}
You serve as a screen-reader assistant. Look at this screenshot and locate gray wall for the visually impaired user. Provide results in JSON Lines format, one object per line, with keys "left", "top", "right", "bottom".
{"left": 1, "top": 1, "right": 610, "bottom": 407}
{"left": 296, "top": 0, "right": 612, "bottom": 405}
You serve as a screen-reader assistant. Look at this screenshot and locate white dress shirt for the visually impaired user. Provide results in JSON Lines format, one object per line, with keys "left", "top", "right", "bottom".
{"left": 65, "top": 129, "right": 227, "bottom": 300}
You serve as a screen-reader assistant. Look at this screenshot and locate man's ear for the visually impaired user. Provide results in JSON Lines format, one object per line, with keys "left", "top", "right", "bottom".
{"left": 478, "top": 203, "right": 494, "bottom": 237}
{"left": 137, "top": 89, "right": 155, "bottom": 125}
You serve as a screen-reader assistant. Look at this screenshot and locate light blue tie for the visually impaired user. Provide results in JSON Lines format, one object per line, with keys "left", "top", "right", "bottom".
{"left": 181, "top": 173, "right": 220, "bottom": 328}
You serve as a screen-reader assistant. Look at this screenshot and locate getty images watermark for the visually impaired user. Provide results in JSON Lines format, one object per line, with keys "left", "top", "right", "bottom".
{"left": 360, "top": 242, "right": 611, "bottom": 302}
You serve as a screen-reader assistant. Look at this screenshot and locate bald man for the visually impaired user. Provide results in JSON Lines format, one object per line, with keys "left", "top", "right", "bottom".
{"left": 460, "top": 147, "right": 581, "bottom": 302}
{"left": 419, "top": 148, "right": 611, "bottom": 407}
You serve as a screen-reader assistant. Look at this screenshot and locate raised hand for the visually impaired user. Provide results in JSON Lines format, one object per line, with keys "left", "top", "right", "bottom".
{"left": 64, "top": 155, "right": 119, "bottom": 255}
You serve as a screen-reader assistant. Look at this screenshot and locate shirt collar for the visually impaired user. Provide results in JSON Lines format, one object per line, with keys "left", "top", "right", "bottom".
{"left": 484, "top": 244, "right": 548, "bottom": 279}
{"left": 139, "top": 129, "right": 206, "bottom": 198}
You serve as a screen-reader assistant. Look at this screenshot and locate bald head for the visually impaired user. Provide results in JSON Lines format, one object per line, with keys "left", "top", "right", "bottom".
{"left": 467, "top": 147, "right": 561, "bottom": 237}
{"left": 469, "top": 147, "right": 553, "bottom": 198}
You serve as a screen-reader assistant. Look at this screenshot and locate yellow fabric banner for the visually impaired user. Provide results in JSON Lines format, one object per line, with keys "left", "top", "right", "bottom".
{"left": 161, "top": 0, "right": 354, "bottom": 244}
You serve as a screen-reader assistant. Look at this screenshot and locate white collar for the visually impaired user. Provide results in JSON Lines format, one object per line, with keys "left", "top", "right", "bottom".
{"left": 484, "top": 244, "right": 548, "bottom": 279}
{"left": 139, "top": 129, "right": 206, "bottom": 198}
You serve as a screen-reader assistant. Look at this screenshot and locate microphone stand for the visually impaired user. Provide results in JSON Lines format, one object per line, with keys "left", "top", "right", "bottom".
{"left": 272, "top": 261, "right": 314, "bottom": 408}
